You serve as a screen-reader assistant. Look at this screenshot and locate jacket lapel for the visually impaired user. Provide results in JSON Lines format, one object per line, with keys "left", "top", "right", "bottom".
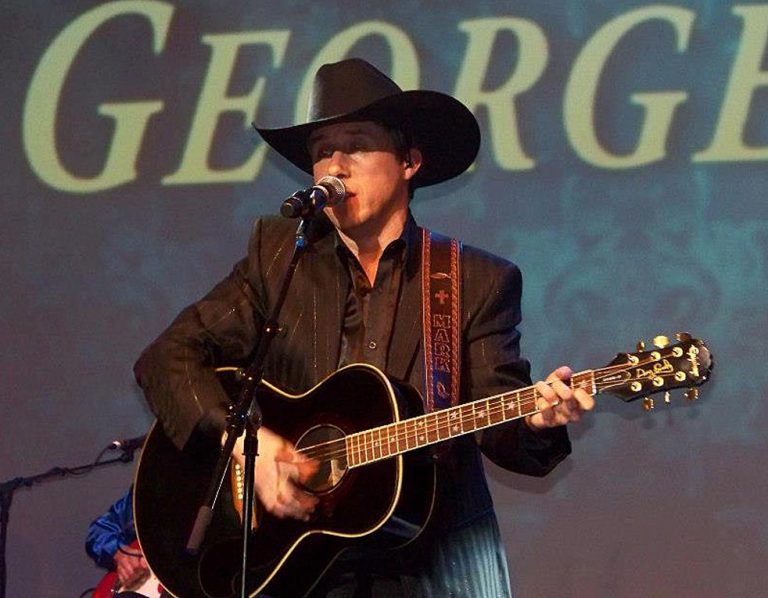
{"left": 386, "top": 222, "right": 423, "bottom": 388}
{"left": 302, "top": 230, "right": 347, "bottom": 383}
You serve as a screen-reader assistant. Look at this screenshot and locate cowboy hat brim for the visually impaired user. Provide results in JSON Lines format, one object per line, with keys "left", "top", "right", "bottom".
{"left": 254, "top": 89, "right": 480, "bottom": 189}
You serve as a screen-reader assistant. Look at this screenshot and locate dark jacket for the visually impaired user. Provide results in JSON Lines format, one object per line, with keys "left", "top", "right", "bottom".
{"left": 134, "top": 213, "right": 570, "bottom": 534}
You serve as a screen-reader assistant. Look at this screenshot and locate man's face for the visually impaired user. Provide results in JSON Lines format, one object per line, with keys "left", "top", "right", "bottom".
{"left": 309, "top": 121, "right": 416, "bottom": 239}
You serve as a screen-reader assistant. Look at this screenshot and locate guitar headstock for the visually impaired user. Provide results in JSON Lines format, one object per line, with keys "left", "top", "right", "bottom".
{"left": 594, "top": 333, "right": 713, "bottom": 409}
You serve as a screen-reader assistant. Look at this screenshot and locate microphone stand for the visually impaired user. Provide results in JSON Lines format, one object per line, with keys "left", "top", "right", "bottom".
{"left": 0, "top": 446, "right": 140, "bottom": 598}
{"left": 185, "top": 215, "right": 316, "bottom": 598}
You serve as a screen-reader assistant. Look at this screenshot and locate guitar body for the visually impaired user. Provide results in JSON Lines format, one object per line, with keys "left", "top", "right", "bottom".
{"left": 134, "top": 364, "right": 435, "bottom": 598}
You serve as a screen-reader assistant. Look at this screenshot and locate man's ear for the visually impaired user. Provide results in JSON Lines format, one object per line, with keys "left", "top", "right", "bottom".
{"left": 404, "top": 148, "right": 423, "bottom": 180}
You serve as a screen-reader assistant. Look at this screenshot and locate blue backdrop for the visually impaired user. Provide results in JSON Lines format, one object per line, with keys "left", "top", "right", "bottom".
{"left": 2, "top": 1, "right": 766, "bottom": 596}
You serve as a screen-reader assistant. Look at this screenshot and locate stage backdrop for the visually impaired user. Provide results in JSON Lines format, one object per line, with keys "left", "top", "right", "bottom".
{"left": 2, "top": 1, "right": 766, "bottom": 596}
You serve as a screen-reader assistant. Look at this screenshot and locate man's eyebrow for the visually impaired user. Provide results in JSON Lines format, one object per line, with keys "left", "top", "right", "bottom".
{"left": 309, "top": 126, "right": 372, "bottom": 145}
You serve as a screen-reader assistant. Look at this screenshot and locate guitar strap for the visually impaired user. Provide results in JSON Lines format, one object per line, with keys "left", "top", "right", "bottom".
{"left": 421, "top": 228, "right": 462, "bottom": 412}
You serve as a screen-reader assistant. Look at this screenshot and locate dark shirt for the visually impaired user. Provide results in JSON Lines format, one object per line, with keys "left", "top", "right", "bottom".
{"left": 336, "top": 232, "right": 407, "bottom": 371}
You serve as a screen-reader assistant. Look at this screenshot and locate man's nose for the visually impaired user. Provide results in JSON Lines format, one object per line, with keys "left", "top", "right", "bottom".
{"left": 326, "top": 150, "right": 349, "bottom": 177}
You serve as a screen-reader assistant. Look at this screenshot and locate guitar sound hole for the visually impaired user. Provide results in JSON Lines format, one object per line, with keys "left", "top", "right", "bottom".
{"left": 296, "top": 424, "right": 347, "bottom": 494}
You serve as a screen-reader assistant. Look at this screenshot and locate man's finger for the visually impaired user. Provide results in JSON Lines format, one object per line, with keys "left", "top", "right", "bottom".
{"left": 546, "top": 365, "right": 573, "bottom": 383}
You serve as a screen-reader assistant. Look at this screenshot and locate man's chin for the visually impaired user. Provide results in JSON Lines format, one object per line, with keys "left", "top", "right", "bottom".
{"left": 327, "top": 206, "right": 365, "bottom": 232}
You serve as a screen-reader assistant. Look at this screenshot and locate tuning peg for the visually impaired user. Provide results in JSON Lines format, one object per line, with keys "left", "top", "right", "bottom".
{"left": 675, "top": 332, "right": 692, "bottom": 341}
{"left": 642, "top": 397, "right": 655, "bottom": 411}
{"left": 636, "top": 340, "right": 646, "bottom": 351}
{"left": 685, "top": 388, "right": 699, "bottom": 401}
{"left": 653, "top": 335, "right": 670, "bottom": 348}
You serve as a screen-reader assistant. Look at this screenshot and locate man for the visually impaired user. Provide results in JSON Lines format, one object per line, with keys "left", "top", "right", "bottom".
{"left": 134, "top": 58, "right": 594, "bottom": 596}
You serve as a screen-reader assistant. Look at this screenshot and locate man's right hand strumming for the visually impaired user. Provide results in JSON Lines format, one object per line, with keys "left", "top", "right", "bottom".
{"left": 229, "top": 427, "right": 319, "bottom": 521}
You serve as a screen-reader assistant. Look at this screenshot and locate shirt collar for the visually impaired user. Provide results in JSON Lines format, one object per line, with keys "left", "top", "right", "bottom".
{"left": 333, "top": 211, "right": 418, "bottom": 267}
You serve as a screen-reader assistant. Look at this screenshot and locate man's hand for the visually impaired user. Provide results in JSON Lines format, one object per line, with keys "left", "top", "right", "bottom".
{"left": 525, "top": 366, "right": 595, "bottom": 430}
{"left": 113, "top": 546, "right": 149, "bottom": 587}
{"left": 231, "top": 427, "right": 319, "bottom": 521}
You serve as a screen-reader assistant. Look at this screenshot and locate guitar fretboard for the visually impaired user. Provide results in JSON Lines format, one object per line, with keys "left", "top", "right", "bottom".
{"left": 344, "top": 371, "right": 596, "bottom": 468}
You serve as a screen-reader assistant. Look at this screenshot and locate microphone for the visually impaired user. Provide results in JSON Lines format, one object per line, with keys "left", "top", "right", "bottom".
{"left": 281, "top": 175, "right": 346, "bottom": 218}
{"left": 109, "top": 434, "right": 146, "bottom": 453}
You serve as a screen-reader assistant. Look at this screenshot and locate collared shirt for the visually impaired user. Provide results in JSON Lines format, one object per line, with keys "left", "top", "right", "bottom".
{"left": 335, "top": 221, "right": 412, "bottom": 371}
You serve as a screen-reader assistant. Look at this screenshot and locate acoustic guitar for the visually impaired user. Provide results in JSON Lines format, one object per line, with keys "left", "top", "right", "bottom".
{"left": 134, "top": 334, "right": 711, "bottom": 597}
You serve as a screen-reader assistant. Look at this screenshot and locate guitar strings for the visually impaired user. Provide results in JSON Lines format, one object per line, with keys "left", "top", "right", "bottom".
{"left": 296, "top": 364, "right": 670, "bottom": 464}
{"left": 296, "top": 374, "right": 582, "bottom": 463}
{"left": 296, "top": 391, "right": 549, "bottom": 465}
{"left": 295, "top": 361, "right": 685, "bottom": 466}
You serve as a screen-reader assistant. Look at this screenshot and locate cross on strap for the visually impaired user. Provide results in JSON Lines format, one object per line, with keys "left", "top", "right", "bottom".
{"left": 421, "top": 228, "right": 462, "bottom": 412}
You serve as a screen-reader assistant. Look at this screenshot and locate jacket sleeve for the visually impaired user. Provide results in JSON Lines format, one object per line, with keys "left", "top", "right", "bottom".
{"left": 84, "top": 487, "right": 136, "bottom": 570}
{"left": 133, "top": 218, "right": 274, "bottom": 450}
{"left": 462, "top": 251, "right": 571, "bottom": 476}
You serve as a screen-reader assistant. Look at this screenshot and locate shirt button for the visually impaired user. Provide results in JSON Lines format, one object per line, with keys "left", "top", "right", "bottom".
{"left": 368, "top": 340, "right": 377, "bottom": 350}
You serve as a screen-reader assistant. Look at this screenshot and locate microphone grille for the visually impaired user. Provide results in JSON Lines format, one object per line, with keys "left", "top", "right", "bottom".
{"left": 317, "top": 176, "right": 346, "bottom": 204}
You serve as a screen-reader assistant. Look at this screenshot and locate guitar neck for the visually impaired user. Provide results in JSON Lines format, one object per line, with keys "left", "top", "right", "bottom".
{"left": 345, "top": 371, "right": 596, "bottom": 468}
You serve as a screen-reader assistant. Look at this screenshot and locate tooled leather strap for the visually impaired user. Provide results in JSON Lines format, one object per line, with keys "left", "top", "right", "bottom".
{"left": 421, "top": 228, "right": 462, "bottom": 412}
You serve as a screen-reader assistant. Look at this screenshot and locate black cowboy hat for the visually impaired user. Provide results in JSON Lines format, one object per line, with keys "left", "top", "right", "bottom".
{"left": 253, "top": 58, "right": 480, "bottom": 189}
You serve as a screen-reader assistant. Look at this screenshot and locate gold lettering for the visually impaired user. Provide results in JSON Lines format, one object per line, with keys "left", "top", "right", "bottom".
{"left": 164, "top": 30, "right": 291, "bottom": 184}
{"left": 433, "top": 314, "right": 452, "bottom": 328}
{"left": 22, "top": 0, "right": 172, "bottom": 193}
{"left": 687, "top": 348, "right": 700, "bottom": 377}
{"left": 456, "top": 17, "right": 549, "bottom": 170}
{"left": 434, "top": 328, "right": 450, "bottom": 343}
{"left": 694, "top": 5, "right": 768, "bottom": 162}
{"left": 636, "top": 359, "right": 674, "bottom": 380}
{"left": 564, "top": 6, "right": 693, "bottom": 168}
